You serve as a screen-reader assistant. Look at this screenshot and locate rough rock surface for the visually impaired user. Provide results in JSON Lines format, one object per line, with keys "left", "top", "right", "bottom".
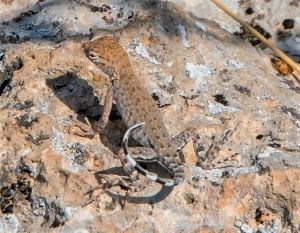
{"left": 0, "top": 1, "right": 299, "bottom": 232}
{"left": 177, "top": 0, "right": 300, "bottom": 62}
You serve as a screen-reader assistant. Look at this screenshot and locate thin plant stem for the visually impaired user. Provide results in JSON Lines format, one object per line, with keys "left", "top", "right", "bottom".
{"left": 210, "top": 0, "right": 300, "bottom": 76}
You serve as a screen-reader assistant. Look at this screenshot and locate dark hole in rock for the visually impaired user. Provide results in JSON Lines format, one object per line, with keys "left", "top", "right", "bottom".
{"left": 222, "top": 171, "right": 230, "bottom": 178}
{"left": 282, "top": 206, "right": 293, "bottom": 226}
{"left": 253, "top": 24, "right": 271, "bottom": 39}
{"left": 282, "top": 19, "right": 294, "bottom": 29}
{"left": 0, "top": 79, "right": 12, "bottom": 96}
{"left": 17, "top": 180, "right": 32, "bottom": 198}
{"left": 213, "top": 94, "right": 229, "bottom": 106}
{"left": 50, "top": 204, "right": 67, "bottom": 228}
{"left": 234, "top": 84, "right": 251, "bottom": 96}
{"left": 151, "top": 93, "right": 159, "bottom": 101}
{"left": 268, "top": 143, "right": 281, "bottom": 148}
{"left": 0, "top": 199, "right": 14, "bottom": 214}
{"left": 13, "top": 100, "right": 34, "bottom": 110}
{"left": 109, "top": 104, "right": 122, "bottom": 121}
{"left": 128, "top": 11, "right": 134, "bottom": 19}
{"left": 258, "top": 165, "right": 271, "bottom": 175}
{"left": 0, "top": 57, "right": 23, "bottom": 95}
{"left": 117, "top": 12, "right": 124, "bottom": 18}
{"left": 245, "top": 7, "right": 254, "bottom": 15}
{"left": 255, "top": 208, "right": 263, "bottom": 223}
{"left": 36, "top": 173, "right": 47, "bottom": 183}
{"left": 139, "top": 162, "right": 148, "bottom": 169}
{"left": 11, "top": 57, "right": 23, "bottom": 70}
{"left": 0, "top": 186, "right": 12, "bottom": 198}
{"left": 256, "top": 134, "right": 263, "bottom": 140}
{"left": 15, "top": 114, "right": 38, "bottom": 129}
{"left": 18, "top": 164, "right": 32, "bottom": 176}
{"left": 234, "top": 23, "right": 271, "bottom": 48}
{"left": 184, "top": 192, "right": 196, "bottom": 204}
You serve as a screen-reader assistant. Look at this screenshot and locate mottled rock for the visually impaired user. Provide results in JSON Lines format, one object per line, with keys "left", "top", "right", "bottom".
{"left": 0, "top": 1, "right": 299, "bottom": 233}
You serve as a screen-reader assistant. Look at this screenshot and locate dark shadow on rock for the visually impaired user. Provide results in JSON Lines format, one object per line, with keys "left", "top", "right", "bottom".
{"left": 94, "top": 166, "right": 127, "bottom": 177}
{"left": 107, "top": 185, "right": 174, "bottom": 205}
{"left": 46, "top": 72, "right": 101, "bottom": 118}
{"left": 0, "top": 1, "right": 78, "bottom": 44}
{"left": 94, "top": 162, "right": 174, "bottom": 178}
{"left": 138, "top": 0, "right": 196, "bottom": 36}
{"left": 46, "top": 72, "right": 123, "bottom": 153}
{"left": 93, "top": 162, "right": 175, "bottom": 203}
{"left": 94, "top": 167, "right": 174, "bottom": 204}
{"left": 0, "top": 0, "right": 201, "bottom": 44}
{"left": 0, "top": 55, "right": 23, "bottom": 96}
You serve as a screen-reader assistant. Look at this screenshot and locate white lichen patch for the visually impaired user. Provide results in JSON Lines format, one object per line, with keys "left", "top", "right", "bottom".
{"left": 177, "top": 24, "right": 191, "bottom": 48}
{"left": 190, "top": 165, "right": 260, "bottom": 185}
{"left": 256, "top": 147, "right": 276, "bottom": 159}
{"left": 226, "top": 59, "right": 244, "bottom": 69}
{"left": 234, "top": 218, "right": 253, "bottom": 233}
{"left": 257, "top": 219, "right": 281, "bottom": 233}
{"left": 195, "top": 21, "right": 206, "bottom": 32}
{"left": 185, "top": 62, "right": 211, "bottom": 90}
{"left": 132, "top": 39, "right": 160, "bottom": 64}
{"left": 51, "top": 127, "right": 87, "bottom": 172}
{"left": 57, "top": 208, "right": 95, "bottom": 233}
{"left": 0, "top": 52, "right": 4, "bottom": 71}
{"left": 16, "top": 147, "right": 32, "bottom": 157}
{"left": 208, "top": 102, "right": 238, "bottom": 115}
{"left": 38, "top": 97, "right": 49, "bottom": 114}
{"left": 0, "top": 214, "right": 19, "bottom": 233}
{"left": 256, "top": 93, "right": 276, "bottom": 102}
{"left": 51, "top": 127, "right": 65, "bottom": 153}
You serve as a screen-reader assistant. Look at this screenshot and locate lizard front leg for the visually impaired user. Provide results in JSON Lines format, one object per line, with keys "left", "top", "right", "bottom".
{"left": 68, "top": 86, "right": 113, "bottom": 138}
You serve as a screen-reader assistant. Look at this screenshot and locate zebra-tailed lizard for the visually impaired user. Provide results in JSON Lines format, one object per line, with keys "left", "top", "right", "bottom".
{"left": 70, "top": 36, "right": 233, "bottom": 190}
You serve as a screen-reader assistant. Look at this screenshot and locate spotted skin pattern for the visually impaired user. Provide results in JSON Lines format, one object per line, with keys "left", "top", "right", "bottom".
{"left": 83, "top": 36, "right": 187, "bottom": 185}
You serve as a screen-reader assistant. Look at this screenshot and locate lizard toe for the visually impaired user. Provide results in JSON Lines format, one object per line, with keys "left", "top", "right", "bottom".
{"left": 68, "top": 120, "right": 99, "bottom": 138}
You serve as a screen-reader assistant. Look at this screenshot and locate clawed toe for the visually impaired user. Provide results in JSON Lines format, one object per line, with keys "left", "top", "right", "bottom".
{"left": 68, "top": 119, "right": 99, "bottom": 138}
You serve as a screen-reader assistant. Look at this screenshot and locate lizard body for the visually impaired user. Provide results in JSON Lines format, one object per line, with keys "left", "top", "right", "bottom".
{"left": 83, "top": 36, "right": 185, "bottom": 185}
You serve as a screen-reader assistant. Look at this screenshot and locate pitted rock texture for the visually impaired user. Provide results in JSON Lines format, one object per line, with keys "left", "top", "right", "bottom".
{"left": 176, "top": 0, "right": 300, "bottom": 62}
{"left": 0, "top": 1, "right": 299, "bottom": 232}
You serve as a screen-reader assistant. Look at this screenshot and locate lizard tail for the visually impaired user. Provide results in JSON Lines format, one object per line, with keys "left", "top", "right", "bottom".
{"left": 122, "top": 123, "right": 179, "bottom": 186}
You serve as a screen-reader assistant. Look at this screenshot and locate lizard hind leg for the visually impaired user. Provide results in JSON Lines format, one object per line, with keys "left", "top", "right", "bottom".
{"left": 122, "top": 123, "right": 177, "bottom": 186}
{"left": 173, "top": 127, "right": 240, "bottom": 170}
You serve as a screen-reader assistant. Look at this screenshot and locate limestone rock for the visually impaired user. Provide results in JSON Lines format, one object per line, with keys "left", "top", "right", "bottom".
{"left": 0, "top": 1, "right": 299, "bottom": 232}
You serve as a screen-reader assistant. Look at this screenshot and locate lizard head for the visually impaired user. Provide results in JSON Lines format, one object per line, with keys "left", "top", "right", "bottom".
{"left": 83, "top": 36, "right": 126, "bottom": 79}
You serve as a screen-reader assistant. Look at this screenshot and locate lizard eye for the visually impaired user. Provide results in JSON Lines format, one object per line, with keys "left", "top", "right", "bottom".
{"left": 88, "top": 50, "right": 98, "bottom": 60}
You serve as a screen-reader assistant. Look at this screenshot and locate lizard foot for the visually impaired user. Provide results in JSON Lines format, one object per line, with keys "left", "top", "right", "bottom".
{"left": 199, "top": 129, "right": 240, "bottom": 169}
{"left": 82, "top": 174, "right": 142, "bottom": 209}
{"left": 68, "top": 118, "right": 99, "bottom": 138}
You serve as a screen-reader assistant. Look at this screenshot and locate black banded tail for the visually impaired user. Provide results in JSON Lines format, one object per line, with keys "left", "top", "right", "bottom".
{"left": 122, "top": 123, "right": 179, "bottom": 186}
